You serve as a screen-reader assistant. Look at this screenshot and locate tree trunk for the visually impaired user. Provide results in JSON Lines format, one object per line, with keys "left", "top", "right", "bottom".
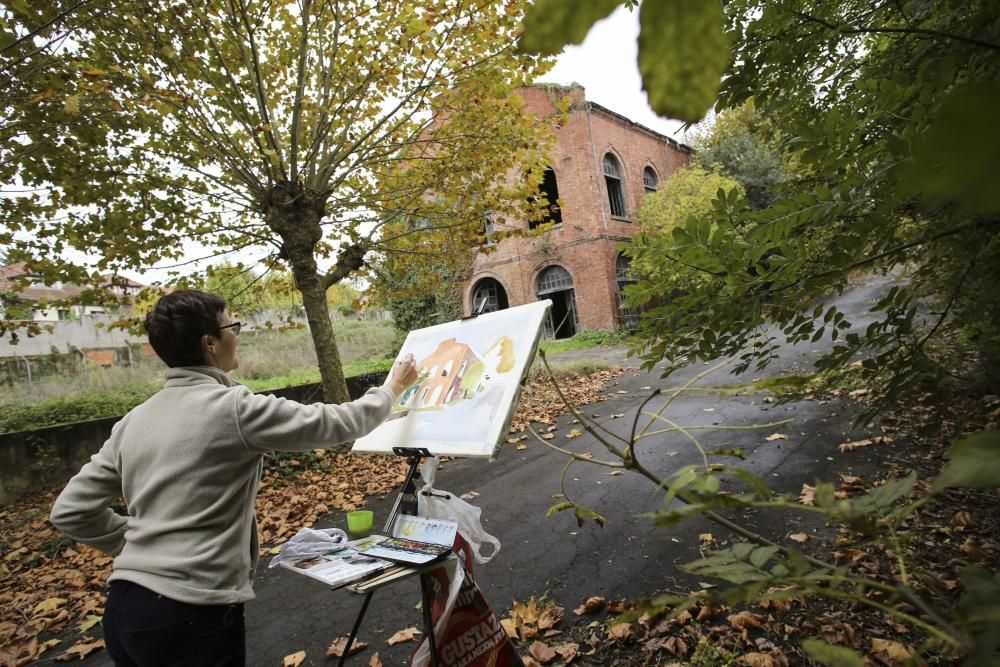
{"left": 265, "top": 182, "right": 351, "bottom": 404}
{"left": 295, "top": 267, "right": 351, "bottom": 404}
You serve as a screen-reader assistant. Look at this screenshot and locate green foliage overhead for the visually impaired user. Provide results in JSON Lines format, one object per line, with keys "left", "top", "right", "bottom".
{"left": 519, "top": 0, "right": 728, "bottom": 122}
{"left": 517, "top": 0, "right": 620, "bottom": 55}
{"left": 637, "top": 0, "right": 728, "bottom": 123}
{"left": 903, "top": 83, "right": 1000, "bottom": 215}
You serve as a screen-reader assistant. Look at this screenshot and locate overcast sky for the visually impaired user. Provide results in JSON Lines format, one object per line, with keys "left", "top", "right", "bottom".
{"left": 537, "top": 5, "right": 690, "bottom": 143}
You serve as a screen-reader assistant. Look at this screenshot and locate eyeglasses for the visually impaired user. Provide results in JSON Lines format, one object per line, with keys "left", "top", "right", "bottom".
{"left": 219, "top": 321, "right": 243, "bottom": 336}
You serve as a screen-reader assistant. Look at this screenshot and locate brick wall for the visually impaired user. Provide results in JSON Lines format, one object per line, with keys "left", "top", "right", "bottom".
{"left": 465, "top": 85, "right": 692, "bottom": 335}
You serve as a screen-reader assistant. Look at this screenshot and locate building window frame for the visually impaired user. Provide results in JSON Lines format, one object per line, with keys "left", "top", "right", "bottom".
{"left": 615, "top": 253, "right": 639, "bottom": 329}
{"left": 642, "top": 166, "right": 658, "bottom": 193}
{"left": 603, "top": 153, "right": 628, "bottom": 218}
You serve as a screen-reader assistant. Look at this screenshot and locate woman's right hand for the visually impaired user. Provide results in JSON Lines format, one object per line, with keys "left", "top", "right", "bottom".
{"left": 387, "top": 353, "right": 419, "bottom": 398}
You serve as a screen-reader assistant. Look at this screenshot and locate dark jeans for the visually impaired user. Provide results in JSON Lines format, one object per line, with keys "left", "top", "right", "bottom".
{"left": 103, "top": 580, "right": 245, "bottom": 666}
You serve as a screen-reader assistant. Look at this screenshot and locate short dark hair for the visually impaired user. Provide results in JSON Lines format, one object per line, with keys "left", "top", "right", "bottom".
{"left": 144, "top": 289, "right": 227, "bottom": 367}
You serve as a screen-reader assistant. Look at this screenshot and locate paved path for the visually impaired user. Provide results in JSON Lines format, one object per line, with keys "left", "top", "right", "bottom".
{"left": 85, "top": 275, "right": 901, "bottom": 667}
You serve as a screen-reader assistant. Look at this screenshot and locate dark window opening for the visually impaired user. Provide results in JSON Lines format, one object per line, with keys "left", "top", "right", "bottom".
{"left": 603, "top": 154, "right": 627, "bottom": 218}
{"left": 529, "top": 167, "right": 562, "bottom": 230}
{"left": 472, "top": 278, "right": 509, "bottom": 314}
{"left": 615, "top": 254, "right": 639, "bottom": 329}
{"left": 643, "top": 166, "right": 658, "bottom": 193}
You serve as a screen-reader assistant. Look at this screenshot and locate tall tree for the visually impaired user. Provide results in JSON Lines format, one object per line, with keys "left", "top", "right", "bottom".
{"left": 1, "top": 0, "right": 554, "bottom": 401}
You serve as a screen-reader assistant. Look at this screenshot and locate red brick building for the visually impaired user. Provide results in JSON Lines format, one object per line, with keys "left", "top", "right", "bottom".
{"left": 464, "top": 85, "right": 692, "bottom": 338}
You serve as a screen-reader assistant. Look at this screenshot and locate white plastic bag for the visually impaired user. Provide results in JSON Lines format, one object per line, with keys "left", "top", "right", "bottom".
{"left": 267, "top": 526, "right": 349, "bottom": 568}
{"left": 416, "top": 457, "right": 501, "bottom": 564}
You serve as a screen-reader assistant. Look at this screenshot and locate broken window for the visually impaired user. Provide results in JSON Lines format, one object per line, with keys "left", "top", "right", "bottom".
{"left": 643, "top": 166, "right": 658, "bottom": 193}
{"left": 529, "top": 167, "right": 562, "bottom": 230}
{"left": 603, "top": 153, "right": 627, "bottom": 218}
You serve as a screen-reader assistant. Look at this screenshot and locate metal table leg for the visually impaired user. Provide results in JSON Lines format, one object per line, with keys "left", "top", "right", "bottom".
{"left": 338, "top": 590, "right": 374, "bottom": 667}
{"left": 419, "top": 572, "right": 439, "bottom": 667}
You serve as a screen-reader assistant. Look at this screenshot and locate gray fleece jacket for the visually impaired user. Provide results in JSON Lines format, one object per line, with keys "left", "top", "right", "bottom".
{"left": 50, "top": 366, "right": 396, "bottom": 605}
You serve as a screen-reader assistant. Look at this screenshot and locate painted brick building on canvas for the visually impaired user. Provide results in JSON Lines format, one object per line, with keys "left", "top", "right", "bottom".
{"left": 463, "top": 85, "right": 692, "bottom": 338}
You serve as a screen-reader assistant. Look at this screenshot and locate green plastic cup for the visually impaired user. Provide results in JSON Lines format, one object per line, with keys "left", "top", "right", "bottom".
{"left": 346, "top": 510, "right": 374, "bottom": 539}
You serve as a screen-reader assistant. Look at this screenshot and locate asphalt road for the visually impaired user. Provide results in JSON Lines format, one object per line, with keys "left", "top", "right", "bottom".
{"left": 85, "top": 275, "right": 902, "bottom": 666}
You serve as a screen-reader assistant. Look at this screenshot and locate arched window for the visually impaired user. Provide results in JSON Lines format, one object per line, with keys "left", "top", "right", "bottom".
{"left": 643, "top": 166, "right": 658, "bottom": 193}
{"left": 603, "top": 153, "right": 627, "bottom": 218}
{"left": 535, "top": 266, "right": 574, "bottom": 294}
{"left": 615, "top": 254, "right": 639, "bottom": 328}
{"left": 529, "top": 167, "right": 562, "bottom": 230}
{"left": 471, "top": 277, "right": 509, "bottom": 314}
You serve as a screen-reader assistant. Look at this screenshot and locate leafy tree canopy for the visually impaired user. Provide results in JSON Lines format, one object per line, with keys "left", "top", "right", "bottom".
{"left": 622, "top": 0, "right": 1000, "bottom": 414}
{"left": 1, "top": 0, "right": 556, "bottom": 401}
{"left": 628, "top": 166, "right": 742, "bottom": 292}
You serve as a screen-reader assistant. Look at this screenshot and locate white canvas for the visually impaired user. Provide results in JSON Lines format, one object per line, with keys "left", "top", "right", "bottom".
{"left": 352, "top": 300, "right": 551, "bottom": 459}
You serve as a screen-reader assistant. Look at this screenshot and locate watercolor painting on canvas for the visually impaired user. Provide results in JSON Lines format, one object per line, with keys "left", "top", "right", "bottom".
{"left": 352, "top": 300, "right": 550, "bottom": 458}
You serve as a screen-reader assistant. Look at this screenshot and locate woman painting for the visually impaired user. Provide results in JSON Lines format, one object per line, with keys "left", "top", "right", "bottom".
{"left": 50, "top": 289, "right": 418, "bottom": 665}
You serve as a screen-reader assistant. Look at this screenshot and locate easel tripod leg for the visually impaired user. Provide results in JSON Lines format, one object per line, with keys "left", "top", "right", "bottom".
{"left": 419, "top": 573, "right": 439, "bottom": 667}
{"left": 338, "top": 590, "right": 374, "bottom": 667}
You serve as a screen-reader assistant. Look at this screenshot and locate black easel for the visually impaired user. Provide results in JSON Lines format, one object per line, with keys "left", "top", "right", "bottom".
{"left": 338, "top": 448, "right": 450, "bottom": 667}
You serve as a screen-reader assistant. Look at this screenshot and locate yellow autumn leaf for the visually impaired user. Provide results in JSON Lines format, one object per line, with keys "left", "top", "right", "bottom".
{"left": 64, "top": 95, "right": 81, "bottom": 115}
{"left": 33, "top": 597, "right": 67, "bottom": 616}
{"left": 870, "top": 638, "right": 915, "bottom": 662}
{"left": 78, "top": 614, "right": 102, "bottom": 632}
{"left": 282, "top": 650, "right": 306, "bottom": 667}
{"left": 566, "top": 428, "right": 583, "bottom": 438}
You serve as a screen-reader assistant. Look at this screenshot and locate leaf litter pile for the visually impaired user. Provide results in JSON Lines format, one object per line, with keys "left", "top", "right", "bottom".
{"left": 0, "top": 367, "right": 624, "bottom": 665}
{"left": 494, "top": 388, "right": 1000, "bottom": 666}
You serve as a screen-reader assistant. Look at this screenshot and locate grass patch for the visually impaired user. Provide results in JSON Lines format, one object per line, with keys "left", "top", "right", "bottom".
{"left": 528, "top": 358, "right": 614, "bottom": 382}
{"left": 538, "top": 329, "right": 632, "bottom": 355}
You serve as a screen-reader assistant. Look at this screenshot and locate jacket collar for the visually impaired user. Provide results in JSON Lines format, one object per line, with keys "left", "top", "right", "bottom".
{"left": 164, "top": 365, "right": 240, "bottom": 388}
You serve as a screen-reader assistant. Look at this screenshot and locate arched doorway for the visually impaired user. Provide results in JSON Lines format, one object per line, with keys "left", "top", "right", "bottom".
{"left": 536, "top": 266, "right": 578, "bottom": 339}
{"left": 471, "top": 277, "right": 508, "bottom": 314}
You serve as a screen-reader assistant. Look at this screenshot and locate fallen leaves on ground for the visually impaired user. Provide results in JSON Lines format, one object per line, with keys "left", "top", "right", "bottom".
{"left": 507, "top": 368, "right": 630, "bottom": 435}
{"left": 502, "top": 598, "right": 565, "bottom": 643}
{"left": 281, "top": 650, "right": 306, "bottom": 666}
{"left": 0, "top": 452, "right": 411, "bottom": 663}
{"left": 55, "top": 638, "right": 104, "bottom": 662}
{"left": 367, "top": 652, "right": 382, "bottom": 667}
{"left": 386, "top": 627, "right": 421, "bottom": 645}
{"left": 572, "top": 596, "right": 606, "bottom": 615}
{"left": 528, "top": 640, "right": 557, "bottom": 663}
{"left": 326, "top": 636, "right": 368, "bottom": 657}
{"left": 764, "top": 433, "right": 788, "bottom": 441}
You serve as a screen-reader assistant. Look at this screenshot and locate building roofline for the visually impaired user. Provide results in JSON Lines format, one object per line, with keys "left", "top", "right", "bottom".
{"left": 585, "top": 101, "right": 693, "bottom": 153}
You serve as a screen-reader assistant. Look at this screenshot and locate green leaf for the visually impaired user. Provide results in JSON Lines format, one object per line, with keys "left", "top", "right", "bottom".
{"left": 934, "top": 431, "right": 1000, "bottom": 491}
{"left": 733, "top": 542, "right": 753, "bottom": 560}
{"left": 637, "top": 0, "right": 729, "bottom": 122}
{"left": 749, "top": 545, "right": 778, "bottom": 569}
{"left": 517, "top": 0, "right": 621, "bottom": 55}
{"left": 801, "top": 639, "right": 864, "bottom": 667}
{"left": 546, "top": 501, "right": 574, "bottom": 517}
{"left": 904, "top": 83, "right": 1000, "bottom": 214}
{"left": 851, "top": 470, "right": 917, "bottom": 514}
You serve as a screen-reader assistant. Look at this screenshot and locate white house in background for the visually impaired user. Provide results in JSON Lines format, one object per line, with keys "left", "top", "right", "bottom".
{"left": 0, "top": 262, "right": 147, "bottom": 322}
